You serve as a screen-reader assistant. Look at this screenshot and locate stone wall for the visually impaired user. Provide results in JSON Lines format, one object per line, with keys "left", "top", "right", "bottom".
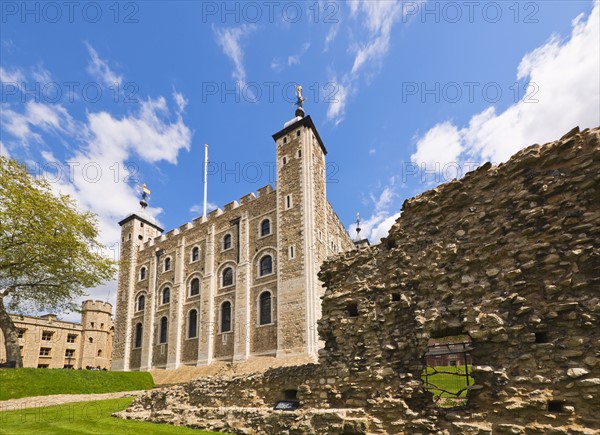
{"left": 117, "top": 126, "right": 600, "bottom": 434}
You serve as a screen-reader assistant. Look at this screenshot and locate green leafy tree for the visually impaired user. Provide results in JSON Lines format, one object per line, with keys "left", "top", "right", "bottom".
{"left": 0, "top": 156, "right": 116, "bottom": 367}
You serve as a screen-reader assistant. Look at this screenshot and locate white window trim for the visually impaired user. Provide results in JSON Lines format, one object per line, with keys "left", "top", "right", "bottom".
{"left": 256, "top": 290, "right": 274, "bottom": 327}
{"left": 220, "top": 266, "right": 235, "bottom": 289}
{"left": 139, "top": 266, "right": 148, "bottom": 281}
{"left": 185, "top": 308, "right": 199, "bottom": 340}
{"left": 258, "top": 218, "right": 272, "bottom": 238}
{"left": 222, "top": 233, "right": 233, "bottom": 252}
{"left": 288, "top": 245, "right": 295, "bottom": 260}
{"left": 190, "top": 246, "right": 200, "bottom": 263}
{"left": 135, "top": 292, "right": 146, "bottom": 312}
{"left": 258, "top": 254, "right": 275, "bottom": 278}
{"left": 163, "top": 256, "right": 172, "bottom": 272}
{"left": 218, "top": 299, "right": 234, "bottom": 334}
{"left": 160, "top": 286, "right": 171, "bottom": 305}
{"left": 188, "top": 277, "right": 201, "bottom": 298}
{"left": 285, "top": 194, "right": 293, "bottom": 210}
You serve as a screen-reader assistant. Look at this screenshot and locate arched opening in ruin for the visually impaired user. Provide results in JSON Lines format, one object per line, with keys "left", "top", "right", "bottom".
{"left": 283, "top": 389, "right": 298, "bottom": 400}
{"left": 421, "top": 334, "right": 474, "bottom": 408}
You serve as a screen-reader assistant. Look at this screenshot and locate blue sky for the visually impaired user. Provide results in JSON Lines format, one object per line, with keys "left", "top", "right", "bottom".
{"left": 1, "top": 1, "right": 599, "bottom": 316}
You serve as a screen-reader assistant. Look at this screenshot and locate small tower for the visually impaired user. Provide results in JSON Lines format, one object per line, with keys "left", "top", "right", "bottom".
{"left": 112, "top": 185, "right": 163, "bottom": 371}
{"left": 80, "top": 300, "right": 113, "bottom": 369}
{"left": 273, "top": 86, "right": 330, "bottom": 357}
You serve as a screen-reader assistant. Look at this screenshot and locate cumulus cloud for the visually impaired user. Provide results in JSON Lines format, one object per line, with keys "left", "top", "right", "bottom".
{"left": 412, "top": 3, "right": 600, "bottom": 171}
{"left": 213, "top": 24, "right": 256, "bottom": 84}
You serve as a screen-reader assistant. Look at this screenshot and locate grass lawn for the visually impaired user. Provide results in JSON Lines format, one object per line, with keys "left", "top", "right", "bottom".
{"left": 0, "top": 369, "right": 154, "bottom": 400}
{"left": 421, "top": 365, "right": 474, "bottom": 398}
{"left": 0, "top": 397, "right": 227, "bottom": 434}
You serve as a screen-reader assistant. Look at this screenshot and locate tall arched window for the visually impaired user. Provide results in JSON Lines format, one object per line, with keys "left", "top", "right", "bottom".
{"left": 190, "top": 278, "right": 200, "bottom": 296}
{"left": 164, "top": 257, "right": 171, "bottom": 271}
{"left": 259, "top": 291, "right": 272, "bottom": 325}
{"left": 191, "top": 247, "right": 199, "bottom": 262}
{"left": 188, "top": 309, "right": 198, "bottom": 338}
{"left": 140, "top": 267, "right": 146, "bottom": 280}
{"left": 161, "top": 287, "right": 170, "bottom": 304}
{"left": 260, "top": 255, "right": 273, "bottom": 276}
{"left": 136, "top": 294, "right": 145, "bottom": 311}
{"left": 97, "top": 349, "right": 102, "bottom": 357}
{"left": 223, "top": 234, "right": 232, "bottom": 250}
{"left": 134, "top": 323, "right": 143, "bottom": 348}
{"left": 159, "top": 316, "right": 168, "bottom": 343}
{"left": 260, "top": 219, "right": 271, "bottom": 236}
{"left": 222, "top": 267, "right": 233, "bottom": 287}
{"left": 221, "top": 301, "right": 232, "bottom": 332}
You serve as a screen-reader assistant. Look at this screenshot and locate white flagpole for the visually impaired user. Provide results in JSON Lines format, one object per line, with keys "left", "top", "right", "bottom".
{"left": 203, "top": 144, "right": 208, "bottom": 218}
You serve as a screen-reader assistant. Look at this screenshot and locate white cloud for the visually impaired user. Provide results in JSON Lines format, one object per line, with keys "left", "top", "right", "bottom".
{"left": 326, "top": 79, "right": 349, "bottom": 125}
{"left": 213, "top": 24, "right": 256, "bottom": 84}
{"left": 412, "top": 3, "right": 600, "bottom": 171}
{"left": 190, "top": 202, "right": 217, "bottom": 215}
{"left": 0, "top": 66, "right": 24, "bottom": 83}
{"left": 349, "top": 183, "right": 401, "bottom": 244}
{"left": 271, "top": 42, "right": 310, "bottom": 72}
{"left": 84, "top": 42, "right": 123, "bottom": 87}
{"left": 327, "top": 1, "right": 409, "bottom": 125}
{"left": 173, "top": 90, "right": 188, "bottom": 113}
{"left": 369, "top": 148, "right": 376, "bottom": 155}
{"left": 323, "top": 24, "right": 339, "bottom": 52}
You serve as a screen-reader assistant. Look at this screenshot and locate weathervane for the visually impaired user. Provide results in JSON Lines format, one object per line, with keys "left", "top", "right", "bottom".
{"left": 139, "top": 183, "right": 151, "bottom": 209}
{"left": 355, "top": 212, "right": 362, "bottom": 241}
{"left": 295, "top": 84, "right": 305, "bottom": 118}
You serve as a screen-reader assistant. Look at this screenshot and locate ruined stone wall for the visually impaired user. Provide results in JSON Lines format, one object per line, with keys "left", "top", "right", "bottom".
{"left": 118, "top": 126, "right": 599, "bottom": 434}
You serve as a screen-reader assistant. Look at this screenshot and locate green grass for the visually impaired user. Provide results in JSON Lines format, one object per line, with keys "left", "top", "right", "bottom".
{"left": 0, "top": 369, "right": 154, "bottom": 400}
{"left": 0, "top": 397, "right": 227, "bottom": 434}
{"left": 421, "top": 365, "right": 474, "bottom": 398}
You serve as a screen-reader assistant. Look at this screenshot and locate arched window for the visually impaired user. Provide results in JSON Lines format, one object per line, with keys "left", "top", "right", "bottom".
{"left": 140, "top": 267, "right": 146, "bottom": 280}
{"left": 190, "top": 278, "right": 200, "bottom": 296}
{"left": 260, "top": 219, "right": 271, "bottom": 236}
{"left": 260, "top": 255, "right": 273, "bottom": 276}
{"left": 223, "top": 234, "right": 232, "bottom": 250}
{"left": 136, "top": 294, "right": 145, "bottom": 311}
{"left": 221, "top": 301, "right": 232, "bottom": 332}
{"left": 164, "top": 257, "right": 171, "bottom": 271}
{"left": 188, "top": 309, "right": 198, "bottom": 338}
{"left": 97, "top": 349, "right": 102, "bottom": 357}
{"left": 259, "top": 291, "right": 272, "bottom": 325}
{"left": 191, "top": 247, "right": 199, "bottom": 262}
{"left": 161, "top": 287, "right": 170, "bottom": 304}
{"left": 222, "top": 267, "right": 233, "bottom": 287}
{"left": 89, "top": 337, "right": 93, "bottom": 343}
{"left": 134, "top": 323, "right": 143, "bottom": 348}
{"left": 159, "top": 316, "right": 168, "bottom": 343}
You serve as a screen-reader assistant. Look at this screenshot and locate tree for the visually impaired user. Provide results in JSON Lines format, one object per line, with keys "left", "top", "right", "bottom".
{"left": 0, "top": 157, "right": 116, "bottom": 367}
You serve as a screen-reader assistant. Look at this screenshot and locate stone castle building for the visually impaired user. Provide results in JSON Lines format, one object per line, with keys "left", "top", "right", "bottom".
{"left": 0, "top": 300, "right": 113, "bottom": 369}
{"left": 112, "top": 110, "right": 354, "bottom": 371}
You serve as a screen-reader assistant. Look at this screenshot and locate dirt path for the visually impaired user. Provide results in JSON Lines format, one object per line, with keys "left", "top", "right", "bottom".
{"left": 0, "top": 390, "right": 147, "bottom": 411}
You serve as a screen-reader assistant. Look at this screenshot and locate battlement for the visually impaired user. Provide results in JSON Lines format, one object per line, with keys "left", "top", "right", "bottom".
{"left": 137, "top": 184, "right": 276, "bottom": 252}
{"left": 82, "top": 300, "right": 113, "bottom": 314}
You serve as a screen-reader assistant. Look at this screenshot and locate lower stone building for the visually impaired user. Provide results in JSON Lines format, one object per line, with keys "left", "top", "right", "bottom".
{"left": 0, "top": 300, "right": 114, "bottom": 369}
{"left": 118, "top": 126, "right": 600, "bottom": 434}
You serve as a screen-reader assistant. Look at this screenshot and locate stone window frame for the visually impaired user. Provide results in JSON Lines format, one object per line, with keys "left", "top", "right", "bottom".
{"left": 288, "top": 245, "right": 296, "bottom": 260}
{"left": 222, "top": 233, "right": 233, "bottom": 252}
{"left": 159, "top": 285, "right": 171, "bottom": 306}
{"left": 65, "top": 349, "right": 75, "bottom": 357}
{"left": 259, "top": 218, "right": 272, "bottom": 238}
{"left": 158, "top": 316, "right": 169, "bottom": 344}
{"left": 17, "top": 328, "right": 26, "bottom": 339}
{"left": 139, "top": 266, "right": 147, "bottom": 281}
{"left": 187, "top": 274, "right": 202, "bottom": 299}
{"left": 253, "top": 248, "right": 276, "bottom": 280}
{"left": 282, "top": 156, "right": 288, "bottom": 166}
{"left": 39, "top": 347, "right": 51, "bottom": 356}
{"left": 258, "top": 254, "right": 274, "bottom": 277}
{"left": 66, "top": 334, "right": 77, "bottom": 343}
{"left": 133, "top": 322, "right": 143, "bottom": 349}
{"left": 257, "top": 290, "right": 274, "bottom": 327}
{"left": 285, "top": 194, "right": 293, "bottom": 210}
{"left": 97, "top": 349, "right": 103, "bottom": 357}
{"left": 219, "top": 263, "right": 236, "bottom": 289}
{"left": 186, "top": 308, "right": 199, "bottom": 340}
{"left": 219, "top": 299, "right": 234, "bottom": 334}
{"left": 190, "top": 246, "right": 200, "bottom": 263}
{"left": 163, "top": 256, "right": 172, "bottom": 272}
{"left": 41, "top": 331, "right": 54, "bottom": 341}
{"left": 135, "top": 292, "right": 146, "bottom": 312}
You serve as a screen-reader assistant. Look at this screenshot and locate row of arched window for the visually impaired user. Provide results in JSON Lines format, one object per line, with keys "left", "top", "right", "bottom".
{"left": 132, "top": 292, "right": 274, "bottom": 348}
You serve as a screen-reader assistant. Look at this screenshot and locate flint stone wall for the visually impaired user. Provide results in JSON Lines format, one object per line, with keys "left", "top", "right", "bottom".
{"left": 117, "top": 126, "right": 600, "bottom": 434}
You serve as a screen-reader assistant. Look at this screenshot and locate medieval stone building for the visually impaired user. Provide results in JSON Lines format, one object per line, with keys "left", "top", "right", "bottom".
{"left": 112, "top": 111, "right": 354, "bottom": 371}
{"left": 0, "top": 300, "right": 113, "bottom": 369}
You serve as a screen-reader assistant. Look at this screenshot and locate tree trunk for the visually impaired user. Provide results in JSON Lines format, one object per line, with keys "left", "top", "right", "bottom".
{"left": 0, "top": 297, "right": 23, "bottom": 368}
